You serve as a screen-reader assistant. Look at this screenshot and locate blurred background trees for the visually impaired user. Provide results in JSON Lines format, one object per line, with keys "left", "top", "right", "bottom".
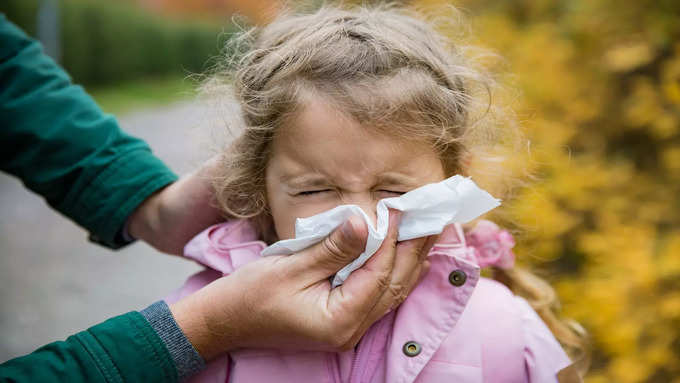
{"left": 1, "top": 0, "right": 229, "bottom": 86}
{"left": 2, "top": 0, "right": 678, "bottom": 381}
{"left": 420, "top": 0, "right": 680, "bottom": 381}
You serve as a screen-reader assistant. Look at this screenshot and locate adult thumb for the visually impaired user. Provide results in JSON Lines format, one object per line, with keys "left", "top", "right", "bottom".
{"left": 294, "top": 215, "right": 368, "bottom": 279}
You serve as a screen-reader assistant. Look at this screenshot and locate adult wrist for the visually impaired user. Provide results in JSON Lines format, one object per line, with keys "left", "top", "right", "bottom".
{"left": 128, "top": 185, "right": 165, "bottom": 244}
{"left": 141, "top": 301, "right": 206, "bottom": 381}
{"left": 169, "top": 279, "right": 244, "bottom": 360}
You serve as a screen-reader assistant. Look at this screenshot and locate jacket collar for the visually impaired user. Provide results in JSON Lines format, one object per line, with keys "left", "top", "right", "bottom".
{"left": 183, "top": 220, "right": 267, "bottom": 274}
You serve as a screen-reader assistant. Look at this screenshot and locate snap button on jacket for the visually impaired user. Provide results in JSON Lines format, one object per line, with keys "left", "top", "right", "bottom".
{"left": 448, "top": 269, "right": 467, "bottom": 286}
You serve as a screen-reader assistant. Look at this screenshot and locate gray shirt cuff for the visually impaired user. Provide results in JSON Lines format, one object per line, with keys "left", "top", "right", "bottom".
{"left": 140, "top": 300, "right": 206, "bottom": 381}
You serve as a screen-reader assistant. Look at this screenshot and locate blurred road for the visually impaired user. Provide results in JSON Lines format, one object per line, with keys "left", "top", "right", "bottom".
{"left": 0, "top": 100, "right": 233, "bottom": 362}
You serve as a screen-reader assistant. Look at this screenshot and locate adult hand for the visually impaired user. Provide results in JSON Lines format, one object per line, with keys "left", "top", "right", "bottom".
{"left": 170, "top": 210, "right": 438, "bottom": 360}
{"left": 127, "top": 158, "right": 224, "bottom": 255}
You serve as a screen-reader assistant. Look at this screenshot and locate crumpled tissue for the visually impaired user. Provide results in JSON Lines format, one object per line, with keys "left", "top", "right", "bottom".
{"left": 261, "top": 175, "right": 500, "bottom": 287}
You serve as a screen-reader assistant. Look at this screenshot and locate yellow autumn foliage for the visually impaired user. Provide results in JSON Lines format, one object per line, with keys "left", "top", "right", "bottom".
{"left": 410, "top": 0, "right": 680, "bottom": 381}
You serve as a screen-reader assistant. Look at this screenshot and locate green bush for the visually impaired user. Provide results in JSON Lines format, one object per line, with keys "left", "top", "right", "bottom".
{"left": 1, "top": 0, "right": 39, "bottom": 35}
{"left": 1, "top": 0, "right": 230, "bottom": 86}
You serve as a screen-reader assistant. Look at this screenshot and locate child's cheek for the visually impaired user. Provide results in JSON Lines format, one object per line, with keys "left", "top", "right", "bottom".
{"left": 291, "top": 197, "right": 342, "bottom": 221}
{"left": 274, "top": 197, "right": 341, "bottom": 240}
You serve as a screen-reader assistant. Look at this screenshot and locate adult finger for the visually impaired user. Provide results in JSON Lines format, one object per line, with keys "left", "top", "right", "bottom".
{"left": 381, "top": 232, "right": 439, "bottom": 308}
{"left": 342, "top": 234, "right": 434, "bottom": 348}
{"left": 400, "top": 234, "right": 438, "bottom": 300}
{"left": 328, "top": 210, "right": 402, "bottom": 328}
{"left": 384, "top": 237, "right": 428, "bottom": 308}
{"left": 327, "top": 210, "right": 403, "bottom": 347}
{"left": 421, "top": 233, "right": 440, "bottom": 260}
{"left": 334, "top": 230, "right": 438, "bottom": 349}
{"left": 289, "top": 214, "right": 369, "bottom": 283}
{"left": 394, "top": 233, "right": 438, "bottom": 302}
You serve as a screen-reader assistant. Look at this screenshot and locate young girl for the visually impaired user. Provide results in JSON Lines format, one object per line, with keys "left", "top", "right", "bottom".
{"left": 167, "top": 5, "right": 587, "bottom": 382}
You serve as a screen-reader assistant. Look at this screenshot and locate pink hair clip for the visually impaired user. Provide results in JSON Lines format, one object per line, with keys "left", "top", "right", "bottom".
{"left": 465, "top": 220, "right": 516, "bottom": 269}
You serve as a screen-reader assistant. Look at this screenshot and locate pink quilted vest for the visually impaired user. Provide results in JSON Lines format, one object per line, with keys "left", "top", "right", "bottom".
{"left": 165, "top": 220, "right": 571, "bottom": 383}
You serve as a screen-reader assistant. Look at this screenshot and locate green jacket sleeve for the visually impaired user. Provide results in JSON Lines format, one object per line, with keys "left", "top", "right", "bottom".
{"left": 0, "top": 312, "right": 178, "bottom": 383}
{"left": 0, "top": 14, "right": 178, "bottom": 248}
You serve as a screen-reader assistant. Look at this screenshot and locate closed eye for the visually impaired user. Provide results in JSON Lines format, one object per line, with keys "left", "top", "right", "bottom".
{"left": 377, "top": 190, "right": 406, "bottom": 196}
{"left": 296, "top": 189, "right": 332, "bottom": 197}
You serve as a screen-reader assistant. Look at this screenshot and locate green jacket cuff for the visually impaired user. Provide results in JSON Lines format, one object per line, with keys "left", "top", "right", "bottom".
{"left": 76, "top": 311, "right": 178, "bottom": 382}
{"left": 0, "top": 312, "right": 178, "bottom": 383}
{"left": 77, "top": 148, "right": 178, "bottom": 249}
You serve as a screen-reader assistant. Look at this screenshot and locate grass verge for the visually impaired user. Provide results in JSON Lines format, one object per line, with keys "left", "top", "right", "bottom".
{"left": 90, "top": 75, "right": 197, "bottom": 115}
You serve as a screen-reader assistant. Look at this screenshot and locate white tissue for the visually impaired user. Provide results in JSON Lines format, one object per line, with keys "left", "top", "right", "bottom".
{"left": 261, "top": 175, "right": 500, "bottom": 287}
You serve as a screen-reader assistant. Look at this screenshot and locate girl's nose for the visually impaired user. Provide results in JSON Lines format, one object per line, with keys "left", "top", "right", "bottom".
{"left": 341, "top": 193, "right": 378, "bottom": 226}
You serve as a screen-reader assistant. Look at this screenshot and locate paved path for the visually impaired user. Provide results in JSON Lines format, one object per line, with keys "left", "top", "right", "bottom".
{"left": 0, "top": 101, "right": 235, "bottom": 361}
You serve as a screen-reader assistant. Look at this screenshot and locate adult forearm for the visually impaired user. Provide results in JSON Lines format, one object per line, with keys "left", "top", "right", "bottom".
{"left": 0, "top": 310, "right": 183, "bottom": 383}
{"left": 0, "top": 16, "right": 178, "bottom": 249}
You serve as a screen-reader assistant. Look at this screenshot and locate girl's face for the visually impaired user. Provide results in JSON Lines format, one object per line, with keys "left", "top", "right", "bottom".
{"left": 265, "top": 98, "right": 446, "bottom": 240}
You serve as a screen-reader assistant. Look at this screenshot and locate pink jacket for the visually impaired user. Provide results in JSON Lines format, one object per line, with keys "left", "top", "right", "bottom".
{"left": 166, "top": 220, "right": 571, "bottom": 383}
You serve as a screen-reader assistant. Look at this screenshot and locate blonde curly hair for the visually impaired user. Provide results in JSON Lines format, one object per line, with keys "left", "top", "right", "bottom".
{"left": 203, "top": 3, "right": 589, "bottom": 376}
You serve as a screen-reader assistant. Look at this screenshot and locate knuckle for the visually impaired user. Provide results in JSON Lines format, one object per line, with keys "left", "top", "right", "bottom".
{"left": 321, "top": 235, "right": 350, "bottom": 264}
{"left": 375, "top": 272, "right": 391, "bottom": 291}
{"left": 387, "top": 238, "right": 398, "bottom": 252}
{"left": 420, "top": 245, "right": 432, "bottom": 260}
{"left": 387, "top": 284, "right": 408, "bottom": 305}
{"left": 415, "top": 247, "right": 428, "bottom": 262}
